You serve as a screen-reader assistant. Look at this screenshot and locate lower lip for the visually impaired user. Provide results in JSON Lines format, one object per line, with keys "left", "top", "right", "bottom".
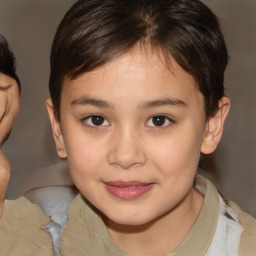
{"left": 104, "top": 183, "right": 154, "bottom": 200}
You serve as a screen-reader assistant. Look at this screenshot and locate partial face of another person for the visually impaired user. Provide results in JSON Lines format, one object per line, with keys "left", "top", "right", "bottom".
{"left": 0, "top": 73, "right": 20, "bottom": 147}
{"left": 47, "top": 48, "right": 228, "bottom": 227}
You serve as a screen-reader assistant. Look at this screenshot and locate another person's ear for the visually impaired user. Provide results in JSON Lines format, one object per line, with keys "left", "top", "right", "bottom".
{"left": 201, "top": 97, "right": 230, "bottom": 154}
{"left": 46, "top": 98, "right": 67, "bottom": 159}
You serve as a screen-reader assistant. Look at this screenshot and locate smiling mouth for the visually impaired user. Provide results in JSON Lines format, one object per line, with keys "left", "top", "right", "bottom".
{"left": 103, "top": 181, "right": 155, "bottom": 200}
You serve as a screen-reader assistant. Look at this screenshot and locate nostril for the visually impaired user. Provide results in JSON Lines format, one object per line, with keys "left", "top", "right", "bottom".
{"left": 107, "top": 130, "right": 147, "bottom": 169}
{"left": 108, "top": 145, "right": 147, "bottom": 169}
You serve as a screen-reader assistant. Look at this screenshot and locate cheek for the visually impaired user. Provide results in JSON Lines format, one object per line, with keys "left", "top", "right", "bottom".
{"left": 64, "top": 135, "right": 105, "bottom": 183}
{"left": 9, "top": 85, "right": 20, "bottom": 112}
{"left": 65, "top": 139, "right": 108, "bottom": 205}
{"left": 12, "top": 97, "right": 20, "bottom": 121}
{"left": 149, "top": 135, "right": 201, "bottom": 207}
{"left": 150, "top": 129, "right": 202, "bottom": 177}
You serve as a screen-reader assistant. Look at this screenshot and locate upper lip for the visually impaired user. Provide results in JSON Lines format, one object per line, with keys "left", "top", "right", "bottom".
{"left": 103, "top": 181, "right": 154, "bottom": 187}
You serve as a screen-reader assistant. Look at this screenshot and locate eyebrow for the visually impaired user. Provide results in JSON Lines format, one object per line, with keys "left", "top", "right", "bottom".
{"left": 71, "top": 96, "right": 187, "bottom": 109}
{"left": 71, "top": 96, "right": 111, "bottom": 108}
{"left": 140, "top": 98, "right": 187, "bottom": 109}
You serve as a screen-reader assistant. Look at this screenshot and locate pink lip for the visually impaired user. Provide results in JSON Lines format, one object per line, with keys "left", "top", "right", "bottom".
{"left": 103, "top": 181, "right": 155, "bottom": 200}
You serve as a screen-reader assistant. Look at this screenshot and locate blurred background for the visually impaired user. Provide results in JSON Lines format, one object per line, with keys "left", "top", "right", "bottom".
{"left": 0, "top": 0, "right": 255, "bottom": 216}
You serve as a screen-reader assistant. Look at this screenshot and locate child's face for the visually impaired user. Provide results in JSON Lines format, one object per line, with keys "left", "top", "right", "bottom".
{"left": 48, "top": 49, "right": 218, "bottom": 226}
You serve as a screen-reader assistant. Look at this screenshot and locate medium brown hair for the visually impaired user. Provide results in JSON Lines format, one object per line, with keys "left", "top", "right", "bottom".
{"left": 0, "top": 34, "right": 20, "bottom": 91}
{"left": 49, "top": 0, "right": 228, "bottom": 120}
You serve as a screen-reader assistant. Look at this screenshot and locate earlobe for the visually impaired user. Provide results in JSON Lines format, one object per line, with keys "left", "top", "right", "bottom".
{"left": 201, "top": 97, "right": 230, "bottom": 154}
{"left": 46, "top": 98, "right": 67, "bottom": 158}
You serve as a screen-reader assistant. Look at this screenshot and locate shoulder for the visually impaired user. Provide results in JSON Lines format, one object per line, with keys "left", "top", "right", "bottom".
{"left": 0, "top": 197, "right": 53, "bottom": 255}
{"left": 1, "top": 196, "right": 50, "bottom": 225}
{"left": 229, "top": 201, "right": 256, "bottom": 256}
{"left": 196, "top": 176, "right": 256, "bottom": 256}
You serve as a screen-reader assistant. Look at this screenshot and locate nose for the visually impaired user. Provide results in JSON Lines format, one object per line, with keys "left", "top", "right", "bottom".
{"left": 108, "top": 127, "right": 147, "bottom": 169}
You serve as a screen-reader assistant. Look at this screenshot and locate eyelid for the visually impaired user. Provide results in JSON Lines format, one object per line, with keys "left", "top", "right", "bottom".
{"left": 0, "top": 85, "right": 11, "bottom": 91}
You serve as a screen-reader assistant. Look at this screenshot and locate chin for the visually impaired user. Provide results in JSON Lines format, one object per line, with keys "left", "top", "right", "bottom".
{"left": 104, "top": 210, "right": 154, "bottom": 227}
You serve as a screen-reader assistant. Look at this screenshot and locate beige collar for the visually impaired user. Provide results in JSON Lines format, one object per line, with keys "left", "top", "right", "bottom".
{"left": 60, "top": 176, "right": 219, "bottom": 256}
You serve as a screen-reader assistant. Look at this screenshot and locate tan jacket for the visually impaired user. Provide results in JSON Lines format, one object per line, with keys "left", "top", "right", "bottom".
{"left": 0, "top": 176, "right": 256, "bottom": 256}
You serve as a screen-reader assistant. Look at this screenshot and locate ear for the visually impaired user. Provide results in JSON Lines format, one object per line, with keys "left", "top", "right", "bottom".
{"left": 201, "top": 97, "right": 230, "bottom": 154}
{"left": 46, "top": 98, "right": 67, "bottom": 158}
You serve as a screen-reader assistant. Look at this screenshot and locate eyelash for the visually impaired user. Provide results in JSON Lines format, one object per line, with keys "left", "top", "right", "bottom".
{"left": 82, "top": 114, "right": 173, "bottom": 129}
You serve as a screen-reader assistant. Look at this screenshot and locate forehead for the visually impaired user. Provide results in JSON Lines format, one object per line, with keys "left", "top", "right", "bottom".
{"left": 61, "top": 49, "right": 203, "bottom": 108}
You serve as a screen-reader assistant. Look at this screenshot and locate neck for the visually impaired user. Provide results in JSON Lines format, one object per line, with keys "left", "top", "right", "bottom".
{"left": 105, "top": 188, "right": 203, "bottom": 256}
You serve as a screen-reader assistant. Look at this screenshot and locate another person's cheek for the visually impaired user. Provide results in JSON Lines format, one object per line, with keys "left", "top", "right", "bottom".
{"left": 0, "top": 83, "right": 19, "bottom": 146}
{"left": 0, "top": 150, "right": 10, "bottom": 217}
{"left": 0, "top": 91, "right": 7, "bottom": 123}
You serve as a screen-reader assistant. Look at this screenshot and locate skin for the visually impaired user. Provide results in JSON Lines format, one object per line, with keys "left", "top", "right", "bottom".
{"left": 47, "top": 48, "right": 230, "bottom": 255}
{"left": 0, "top": 73, "right": 20, "bottom": 146}
{"left": 0, "top": 73, "right": 20, "bottom": 216}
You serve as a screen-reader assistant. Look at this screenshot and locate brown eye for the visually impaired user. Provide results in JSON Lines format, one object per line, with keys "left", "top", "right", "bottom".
{"left": 152, "top": 116, "right": 166, "bottom": 126}
{"left": 91, "top": 115, "right": 104, "bottom": 125}
{"left": 146, "top": 115, "right": 172, "bottom": 127}
{"left": 85, "top": 115, "right": 110, "bottom": 127}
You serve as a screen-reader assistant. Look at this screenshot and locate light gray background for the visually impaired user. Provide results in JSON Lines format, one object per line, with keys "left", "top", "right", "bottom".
{"left": 0, "top": 1, "right": 255, "bottom": 216}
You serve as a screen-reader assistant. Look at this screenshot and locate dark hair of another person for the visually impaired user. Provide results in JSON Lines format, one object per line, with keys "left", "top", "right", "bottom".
{"left": 49, "top": 0, "right": 228, "bottom": 121}
{"left": 0, "top": 35, "right": 21, "bottom": 91}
